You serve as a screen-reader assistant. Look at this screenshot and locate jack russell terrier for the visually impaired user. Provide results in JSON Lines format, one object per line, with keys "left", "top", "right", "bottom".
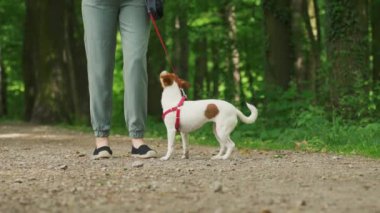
{"left": 160, "top": 71, "right": 258, "bottom": 160}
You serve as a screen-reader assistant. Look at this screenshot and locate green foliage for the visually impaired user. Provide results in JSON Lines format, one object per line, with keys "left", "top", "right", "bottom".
{"left": 326, "top": 0, "right": 359, "bottom": 41}
{"left": 283, "top": 109, "right": 380, "bottom": 158}
{"left": 0, "top": 0, "right": 25, "bottom": 118}
{"left": 1, "top": 0, "right": 379, "bottom": 159}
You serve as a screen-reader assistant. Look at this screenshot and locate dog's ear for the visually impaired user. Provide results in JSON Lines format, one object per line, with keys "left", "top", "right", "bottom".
{"left": 179, "top": 80, "right": 190, "bottom": 89}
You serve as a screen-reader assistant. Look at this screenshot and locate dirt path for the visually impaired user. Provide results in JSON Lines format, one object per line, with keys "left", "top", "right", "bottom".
{"left": 0, "top": 123, "right": 379, "bottom": 213}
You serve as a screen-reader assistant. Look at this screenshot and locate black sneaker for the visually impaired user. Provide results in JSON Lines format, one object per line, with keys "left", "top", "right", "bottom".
{"left": 131, "top": 145, "right": 157, "bottom": 158}
{"left": 93, "top": 146, "right": 113, "bottom": 160}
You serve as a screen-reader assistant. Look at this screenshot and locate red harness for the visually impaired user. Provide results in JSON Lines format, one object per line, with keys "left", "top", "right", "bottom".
{"left": 162, "top": 96, "right": 187, "bottom": 131}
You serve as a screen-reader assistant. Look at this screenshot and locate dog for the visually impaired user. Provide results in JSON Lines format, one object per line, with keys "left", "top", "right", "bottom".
{"left": 159, "top": 71, "right": 258, "bottom": 160}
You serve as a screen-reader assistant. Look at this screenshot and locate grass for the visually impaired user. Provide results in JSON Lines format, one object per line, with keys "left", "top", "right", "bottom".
{"left": 1, "top": 112, "right": 379, "bottom": 159}
{"left": 110, "top": 113, "right": 379, "bottom": 158}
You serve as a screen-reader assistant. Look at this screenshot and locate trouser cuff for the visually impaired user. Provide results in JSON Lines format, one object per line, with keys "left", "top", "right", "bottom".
{"left": 129, "top": 130, "right": 144, "bottom": 138}
{"left": 94, "top": 130, "right": 110, "bottom": 137}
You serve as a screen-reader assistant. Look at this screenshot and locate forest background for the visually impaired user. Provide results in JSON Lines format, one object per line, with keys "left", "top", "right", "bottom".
{"left": 0, "top": 0, "right": 379, "bottom": 157}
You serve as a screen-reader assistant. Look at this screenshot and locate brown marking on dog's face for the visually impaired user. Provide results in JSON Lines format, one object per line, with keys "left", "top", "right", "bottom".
{"left": 160, "top": 73, "right": 174, "bottom": 87}
{"left": 160, "top": 71, "right": 191, "bottom": 89}
{"left": 205, "top": 103, "right": 219, "bottom": 119}
{"left": 160, "top": 71, "right": 175, "bottom": 88}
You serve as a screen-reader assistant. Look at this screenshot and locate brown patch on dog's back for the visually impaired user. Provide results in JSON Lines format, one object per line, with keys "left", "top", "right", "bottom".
{"left": 205, "top": 104, "right": 219, "bottom": 119}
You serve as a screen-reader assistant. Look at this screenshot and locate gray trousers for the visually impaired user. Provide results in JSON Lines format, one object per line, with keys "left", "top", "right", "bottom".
{"left": 82, "top": 0, "right": 150, "bottom": 138}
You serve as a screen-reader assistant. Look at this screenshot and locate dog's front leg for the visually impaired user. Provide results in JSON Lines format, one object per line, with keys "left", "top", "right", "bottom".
{"left": 160, "top": 129, "right": 176, "bottom": 161}
{"left": 180, "top": 132, "right": 189, "bottom": 159}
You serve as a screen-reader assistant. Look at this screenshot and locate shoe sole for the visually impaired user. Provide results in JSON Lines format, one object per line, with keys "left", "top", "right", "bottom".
{"left": 92, "top": 150, "right": 112, "bottom": 160}
{"left": 131, "top": 150, "right": 157, "bottom": 159}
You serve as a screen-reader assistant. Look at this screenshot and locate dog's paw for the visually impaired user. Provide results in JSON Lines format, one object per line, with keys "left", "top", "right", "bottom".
{"left": 211, "top": 155, "right": 222, "bottom": 160}
{"left": 160, "top": 156, "right": 170, "bottom": 161}
{"left": 181, "top": 154, "right": 189, "bottom": 159}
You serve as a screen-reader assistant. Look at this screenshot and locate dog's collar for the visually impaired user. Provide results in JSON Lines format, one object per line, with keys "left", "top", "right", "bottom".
{"left": 180, "top": 88, "right": 187, "bottom": 98}
{"left": 162, "top": 96, "right": 187, "bottom": 131}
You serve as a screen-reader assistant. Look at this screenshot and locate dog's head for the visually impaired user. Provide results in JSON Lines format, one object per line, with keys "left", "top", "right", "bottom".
{"left": 160, "top": 71, "right": 190, "bottom": 89}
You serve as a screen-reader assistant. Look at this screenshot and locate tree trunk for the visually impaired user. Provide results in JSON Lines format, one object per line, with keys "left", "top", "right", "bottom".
{"left": 23, "top": 0, "right": 88, "bottom": 123}
{"left": 373, "top": 0, "right": 380, "bottom": 84}
{"left": 173, "top": 3, "right": 189, "bottom": 80}
{"left": 211, "top": 41, "right": 220, "bottom": 98}
{"left": 326, "top": 0, "right": 369, "bottom": 113}
{"left": 292, "top": 0, "right": 309, "bottom": 91}
{"left": 246, "top": 62, "right": 256, "bottom": 103}
{"left": 0, "top": 48, "right": 6, "bottom": 116}
{"left": 23, "top": 0, "right": 36, "bottom": 121}
{"left": 205, "top": 61, "right": 212, "bottom": 98}
{"left": 263, "top": 0, "right": 294, "bottom": 90}
{"left": 291, "top": 0, "right": 321, "bottom": 96}
{"left": 65, "top": 0, "right": 89, "bottom": 123}
{"left": 147, "top": 20, "right": 166, "bottom": 117}
{"left": 225, "top": 3, "right": 241, "bottom": 103}
{"left": 304, "top": 0, "right": 321, "bottom": 98}
{"left": 193, "top": 37, "right": 208, "bottom": 100}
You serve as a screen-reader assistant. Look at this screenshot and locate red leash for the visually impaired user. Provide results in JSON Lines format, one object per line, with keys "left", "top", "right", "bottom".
{"left": 148, "top": 13, "right": 176, "bottom": 74}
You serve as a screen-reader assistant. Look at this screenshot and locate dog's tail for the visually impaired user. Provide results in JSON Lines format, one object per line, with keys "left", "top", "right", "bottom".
{"left": 236, "top": 103, "right": 258, "bottom": 124}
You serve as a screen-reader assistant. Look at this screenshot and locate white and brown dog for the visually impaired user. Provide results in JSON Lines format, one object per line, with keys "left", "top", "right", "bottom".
{"left": 160, "top": 71, "right": 258, "bottom": 160}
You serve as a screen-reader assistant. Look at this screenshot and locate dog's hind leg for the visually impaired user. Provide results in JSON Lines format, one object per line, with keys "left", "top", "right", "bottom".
{"left": 211, "top": 123, "right": 226, "bottom": 160}
{"left": 222, "top": 137, "right": 235, "bottom": 160}
{"left": 180, "top": 132, "right": 189, "bottom": 159}
{"left": 161, "top": 129, "right": 176, "bottom": 161}
{"left": 218, "top": 119, "right": 238, "bottom": 160}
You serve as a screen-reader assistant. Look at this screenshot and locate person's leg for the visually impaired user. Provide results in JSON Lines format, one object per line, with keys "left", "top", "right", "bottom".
{"left": 119, "top": 0, "right": 150, "bottom": 141}
{"left": 119, "top": 0, "right": 156, "bottom": 158}
{"left": 82, "top": 0, "right": 119, "bottom": 150}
